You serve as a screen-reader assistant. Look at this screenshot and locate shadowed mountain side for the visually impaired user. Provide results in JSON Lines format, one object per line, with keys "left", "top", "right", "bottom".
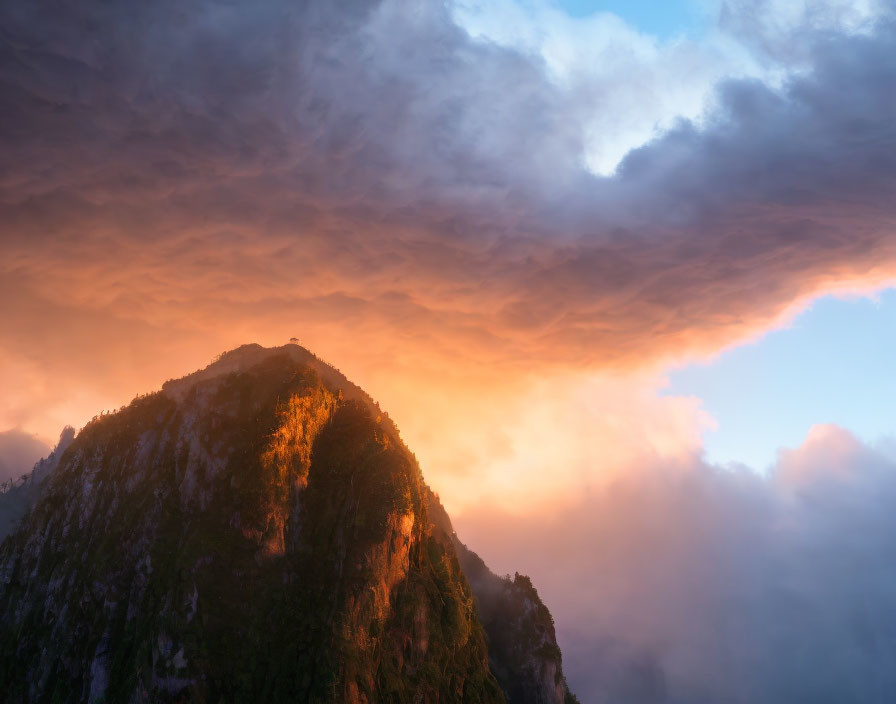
{"left": 427, "top": 491, "right": 579, "bottom": 704}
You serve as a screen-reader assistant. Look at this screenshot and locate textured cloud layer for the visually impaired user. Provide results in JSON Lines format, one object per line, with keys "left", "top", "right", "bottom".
{"left": 456, "top": 425, "right": 896, "bottom": 703}
{"left": 3, "top": 1, "right": 896, "bottom": 430}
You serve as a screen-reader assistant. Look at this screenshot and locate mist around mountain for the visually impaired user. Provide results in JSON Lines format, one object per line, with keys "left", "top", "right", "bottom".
{"left": 0, "top": 427, "right": 74, "bottom": 540}
{"left": 0, "top": 344, "right": 575, "bottom": 703}
{"left": 0, "top": 430, "right": 50, "bottom": 484}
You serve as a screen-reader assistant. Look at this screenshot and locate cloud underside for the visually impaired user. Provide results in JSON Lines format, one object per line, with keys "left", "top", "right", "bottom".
{"left": 2, "top": 1, "right": 896, "bottom": 403}
{"left": 456, "top": 424, "right": 896, "bottom": 703}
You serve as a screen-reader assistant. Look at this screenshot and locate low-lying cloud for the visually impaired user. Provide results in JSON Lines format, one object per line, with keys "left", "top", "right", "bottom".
{"left": 456, "top": 424, "right": 896, "bottom": 702}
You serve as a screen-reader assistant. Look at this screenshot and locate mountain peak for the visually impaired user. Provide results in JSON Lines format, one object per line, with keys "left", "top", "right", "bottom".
{"left": 1, "top": 345, "right": 574, "bottom": 703}
{"left": 162, "top": 343, "right": 315, "bottom": 398}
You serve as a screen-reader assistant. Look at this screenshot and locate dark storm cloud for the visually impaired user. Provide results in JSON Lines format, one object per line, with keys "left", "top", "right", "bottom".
{"left": 2, "top": 0, "right": 896, "bottom": 377}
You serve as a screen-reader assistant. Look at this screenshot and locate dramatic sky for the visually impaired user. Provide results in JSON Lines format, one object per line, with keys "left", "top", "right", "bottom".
{"left": 3, "top": 0, "right": 896, "bottom": 700}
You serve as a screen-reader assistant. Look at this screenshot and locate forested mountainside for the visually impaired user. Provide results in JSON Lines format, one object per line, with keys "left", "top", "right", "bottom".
{"left": 0, "top": 344, "right": 575, "bottom": 703}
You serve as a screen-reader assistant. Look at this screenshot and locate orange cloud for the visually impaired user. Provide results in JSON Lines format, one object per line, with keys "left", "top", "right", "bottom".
{"left": 3, "top": 0, "right": 896, "bottom": 501}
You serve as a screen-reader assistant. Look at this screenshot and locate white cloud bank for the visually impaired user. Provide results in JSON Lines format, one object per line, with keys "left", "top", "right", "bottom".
{"left": 452, "top": 0, "right": 888, "bottom": 174}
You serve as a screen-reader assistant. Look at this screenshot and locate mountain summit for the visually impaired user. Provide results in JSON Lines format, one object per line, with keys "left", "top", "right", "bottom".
{"left": 1, "top": 344, "right": 576, "bottom": 703}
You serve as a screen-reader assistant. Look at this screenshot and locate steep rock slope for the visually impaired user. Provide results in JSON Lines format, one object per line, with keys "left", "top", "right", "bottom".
{"left": 0, "top": 344, "right": 575, "bottom": 703}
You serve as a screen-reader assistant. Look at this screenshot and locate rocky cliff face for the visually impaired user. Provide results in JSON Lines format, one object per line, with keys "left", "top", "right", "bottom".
{"left": 0, "top": 344, "right": 574, "bottom": 703}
